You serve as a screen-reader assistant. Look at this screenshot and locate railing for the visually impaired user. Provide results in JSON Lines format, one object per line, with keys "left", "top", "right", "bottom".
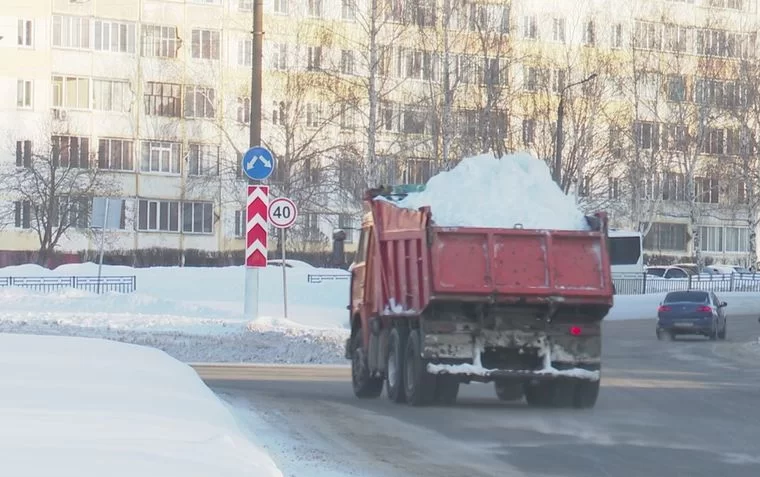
{"left": 0, "top": 276, "right": 137, "bottom": 293}
{"left": 307, "top": 274, "right": 350, "bottom": 284}
{"left": 613, "top": 273, "right": 760, "bottom": 295}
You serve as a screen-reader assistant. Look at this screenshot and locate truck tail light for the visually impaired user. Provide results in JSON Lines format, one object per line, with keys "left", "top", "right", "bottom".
{"left": 569, "top": 326, "right": 582, "bottom": 336}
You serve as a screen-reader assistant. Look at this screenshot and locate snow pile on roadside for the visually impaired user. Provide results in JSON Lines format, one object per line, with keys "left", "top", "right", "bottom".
{"left": 388, "top": 153, "right": 590, "bottom": 231}
{"left": 0, "top": 333, "right": 282, "bottom": 477}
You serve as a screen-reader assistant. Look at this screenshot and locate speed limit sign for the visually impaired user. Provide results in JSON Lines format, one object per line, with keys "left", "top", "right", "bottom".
{"left": 268, "top": 197, "right": 298, "bottom": 229}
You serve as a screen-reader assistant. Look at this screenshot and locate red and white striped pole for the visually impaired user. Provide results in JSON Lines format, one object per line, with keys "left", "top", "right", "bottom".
{"left": 245, "top": 185, "right": 268, "bottom": 319}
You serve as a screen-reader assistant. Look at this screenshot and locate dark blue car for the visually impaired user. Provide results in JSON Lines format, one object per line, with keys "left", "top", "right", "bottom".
{"left": 656, "top": 290, "right": 727, "bottom": 341}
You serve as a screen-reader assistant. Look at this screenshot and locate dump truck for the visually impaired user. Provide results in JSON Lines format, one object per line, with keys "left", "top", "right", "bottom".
{"left": 345, "top": 185, "right": 614, "bottom": 408}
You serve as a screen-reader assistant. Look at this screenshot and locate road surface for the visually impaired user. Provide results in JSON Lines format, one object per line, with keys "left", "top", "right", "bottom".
{"left": 196, "top": 315, "right": 760, "bottom": 477}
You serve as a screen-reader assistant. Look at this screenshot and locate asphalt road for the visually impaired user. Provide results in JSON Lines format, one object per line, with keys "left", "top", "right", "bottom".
{"left": 197, "top": 314, "right": 760, "bottom": 477}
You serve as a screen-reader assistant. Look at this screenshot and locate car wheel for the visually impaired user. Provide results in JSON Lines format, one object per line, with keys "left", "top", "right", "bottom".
{"left": 656, "top": 328, "right": 664, "bottom": 340}
{"left": 718, "top": 322, "right": 727, "bottom": 340}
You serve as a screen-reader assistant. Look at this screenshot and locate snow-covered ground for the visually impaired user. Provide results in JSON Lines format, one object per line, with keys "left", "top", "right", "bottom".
{"left": 2, "top": 262, "right": 760, "bottom": 364}
{"left": 0, "top": 332, "right": 282, "bottom": 477}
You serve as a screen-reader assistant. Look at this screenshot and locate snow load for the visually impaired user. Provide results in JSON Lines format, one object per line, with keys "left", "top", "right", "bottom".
{"left": 387, "top": 153, "right": 590, "bottom": 231}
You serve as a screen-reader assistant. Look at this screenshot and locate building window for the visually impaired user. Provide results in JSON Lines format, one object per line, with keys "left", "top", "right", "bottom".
{"left": 522, "top": 15, "right": 538, "bottom": 39}
{"left": 552, "top": 69, "right": 566, "bottom": 93}
{"left": 140, "top": 141, "right": 181, "bottom": 174}
{"left": 238, "top": 39, "right": 252, "bottom": 66}
{"left": 306, "top": 103, "right": 321, "bottom": 128}
{"left": 405, "top": 158, "right": 432, "bottom": 183}
{"left": 583, "top": 20, "right": 596, "bottom": 45}
{"left": 272, "top": 101, "right": 287, "bottom": 126}
{"left": 304, "top": 213, "right": 321, "bottom": 242}
{"left": 14, "top": 201, "right": 32, "bottom": 229}
{"left": 239, "top": 0, "right": 253, "bottom": 9}
{"left": 307, "top": 46, "right": 322, "bottom": 70}
{"left": 633, "top": 121, "right": 660, "bottom": 150}
{"left": 141, "top": 25, "right": 178, "bottom": 58}
{"left": 237, "top": 97, "right": 251, "bottom": 123}
{"left": 52, "top": 76, "right": 89, "bottom": 109}
{"left": 644, "top": 222, "right": 688, "bottom": 251}
{"left": 522, "top": 119, "right": 535, "bottom": 145}
{"left": 98, "top": 138, "right": 134, "bottom": 171}
{"left": 58, "top": 196, "right": 90, "bottom": 229}
{"left": 611, "top": 23, "right": 623, "bottom": 48}
{"left": 699, "top": 226, "right": 723, "bottom": 252}
{"left": 523, "top": 67, "right": 538, "bottom": 91}
{"left": 184, "top": 86, "right": 216, "bottom": 119}
{"left": 662, "top": 173, "right": 686, "bottom": 201}
{"left": 137, "top": 199, "right": 180, "bottom": 232}
{"left": 182, "top": 202, "right": 214, "bottom": 234}
{"left": 608, "top": 177, "right": 620, "bottom": 199}
{"left": 338, "top": 214, "right": 354, "bottom": 243}
{"left": 270, "top": 43, "right": 288, "bottom": 70}
{"left": 552, "top": 17, "right": 566, "bottom": 43}
{"left": 17, "top": 80, "right": 32, "bottom": 108}
{"left": 191, "top": 29, "right": 220, "bottom": 60}
{"left": 725, "top": 226, "right": 749, "bottom": 252}
{"left": 341, "top": 50, "right": 355, "bottom": 75}
{"left": 667, "top": 75, "right": 686, "bottom": 102}
{"left": 695, "top": 177, "right": 720, "bottom": 203}
{"left": 234, "top": 209, "right": 245, "bottom": 237}
{"left": 188, "top": 144, "right": 219, "bottom": 176}
{"left": 308, "top": 0, "right": 323, "bottom": 17}
{"left": 16, "top": 140, "right": 32, "bottom": 168}
{"left": 274, "top": 0, "right": 288, "bottom": 14}
{"left": 342, "top": 0, "right": 356, "bottom": 20}
{"left": 340, "top": 105, "right": 354, "bottom": 130}
{"left": 52, "top": 135, "right": 90, "bottom": 169}
{"left": 144, "top": 81, "right": 181, "bottom": 117}
{"left": 17, "top": 19, "right": 33, "bottom": 47}
{"left": 94, "top": 20, "right": 136, "bottom": 53}
{"left": 92, "top": 79, "right": 130, "bottom": 112}
{"left": 52, "top": 15, "right": 90, "bottom": 49}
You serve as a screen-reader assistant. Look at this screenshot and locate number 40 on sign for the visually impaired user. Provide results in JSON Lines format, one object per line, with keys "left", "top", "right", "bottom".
{"left": 269, "top": 197, "right": 298, "bottom": 229}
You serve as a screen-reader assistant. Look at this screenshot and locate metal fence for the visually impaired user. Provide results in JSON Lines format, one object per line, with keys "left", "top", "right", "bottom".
{"left": 613, "top": 273, "right": 760, "bottom": 295}
{"left": 307, "top": 274, "right": 351, "bottom": 284}
{"left": 0, "top": 276, "right": 137, "bottom": 293}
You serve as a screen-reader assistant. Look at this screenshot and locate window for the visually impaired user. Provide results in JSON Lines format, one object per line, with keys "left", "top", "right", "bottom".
{"left": 16, "top": 140, "right": 32, "bottom": 168}
{"left": 483, "top": 58, "right": 500, "bottom": 85}
{"left": 405, "top": 158, "right": 432, "bottom": 183}
{"left": 338, "top": 214, "right": 354, "bottom": 243}
{"left": 308, "top": 0, "right": 322, "bottom": 17}
{"left": 634, "top": 21, "right": 661, "bottom": 50}
{"left": 52, "top": 15, "right": 90, "bottom": 49}
{"left": 552, "top": 18, "right": 566, "bottom": 43}
{"left": 552, "top": 69, "right": 566, "bottom": 93}
{"left": 584, "top": 20, "right": 596, "bottom": 45}
{"left": 304, "top": 213, "right": 321, "bottom": 242}
{"left": 98, "top": 138, "right": 134, "bottom": 171}
{"left": 608, "top": 177, "right": 620, "bottom": 200}
{"left": 191, "top": 29, "right": 220, "bottom": 60}
{"left": 578, "top": 176, "right": 592, "bottom": 197}
{"left": 52, "top": 76, "right": 89, "bottom": 109}
{"left": 342, "top": 0, "right": 356, "bottom": 20}
{"left": 667, "top": 75, "right": 686, "bottom": 102}
{"left": 633, "top": 121, "right": 660, "bottom": 150}
{"left": 92, "top": 79, "right": 130, "bottom": 112}
{"left": 144, "top": 81, "right": 181, "bottom": 117}
{"left": 303, "top": 157, "right": 321, "bottom": 185}
{"left": 272, "top": 100, "right": 287, "bottom": 126}
{"left": 94, "top": 20, "right": 137, "bottom": 53}
{"left": 340, "top": 105, "right": 354, "bottom": 130}
{"left": 702, "top": 128, "right": 726, "bottom": 155}
{"left": 737, "top": 181, "right": 749, "bottom": 204}
{"left": 184, "top": 86, "right": 216, "bottom": 119}
{"left": 401, "top": 49, "right": 439, "bottom": 81}
{"left": 137, "top": 199, "right": 180, "bottom": 232}
{"left": 644, "top": 222, "right": 688, "bottom": 251}
{"left": 725, "top": 227, "right": 749, "bottom": 252}
{"left": 402, "top": 107, "right": 428, "bottom": 134}
{"left": 237, "top": 97, "right": 251, "bottom": 123}
{"left": 274, "top": 0, "right": 288, "bottom": 14}
{"left": 14, "top": 201, "right": 32, "bottom": 229}
{"left": 188, "top": 144, "right": 219, "bottom": 176}
{"left": 611, "top": 23, "right": 623, "bottom": 48}
{"left": 17, "top": 19, "right": 32, "bottom": 47}
{"left": 414, "top": 0, "right": 436, "bottom": 28}
{"left": 239, "top": 0, "right": 253, "bottom": 9}
{"left": 270, "top": 43, "right": 288, "bottom": 70}
{"left": 523, "top": 67, "right": 537, "bottom": 91}
{"left": 695, "top": 177, "right": 719, "bottom": 203}
{"left": 307, "top": 46, "right": 322, "bottom": 70}
{"left": 306, "top": 103, "right": 321, "bottom": 128}
{"left": 662, "top": 172, "right": 686, "bottom": 201}
{"left": 341, "top": 50, "right": 355, "bottom": 75}
{"left": 140, "top": 141, "right": 181, "bottom": 174}
{"left": 234, "top": 209, "right": 246, "bottom": 237}
{"left": 522, "top": 119, "right": 535, "bottom": 145}
{"left": 663, "top": 24, "right": 690, "bottom": 53}
{"left": 58, "top": 196, "right": 90, "bottom": 229}
{"left": 141, "top": 25, "right": 178, "bottom": 58}
{"left": 17, "top": 80, "right": 32, "bottom": 108}
{"left": 470, "top": 4, "right": 509, "bottom": 34}
{"left": 663, "top": 124, "right": 688, "bottom": 152}
{"left": 52, "top": 136, "right": 89, "bottom": 169}
{"left": 522, "top": 15, "right": 538, "bottom": 39}
{"left": 699, "top": 226, "right": 723, "bottom": 252}
{"left": 182, "top": 202, "right": 214, "bottom": 234}
{"left": 238, "top": 39, "right": 252, "bottom": 66}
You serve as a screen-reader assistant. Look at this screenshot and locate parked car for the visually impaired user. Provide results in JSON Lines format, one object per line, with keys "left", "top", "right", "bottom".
{"left": 645, "top": 265, "right": 692, "bottom": 279}
{"left": 656, "top": 290, "right": 727, "bottom": 341}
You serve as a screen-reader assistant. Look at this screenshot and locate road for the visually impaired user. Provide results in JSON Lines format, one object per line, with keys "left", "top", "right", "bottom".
{"left": 196, "top": 315, "right": 760, "bottom": 477}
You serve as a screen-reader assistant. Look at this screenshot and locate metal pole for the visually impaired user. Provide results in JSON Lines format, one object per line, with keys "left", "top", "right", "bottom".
{"left": 553, "top": 73, "right": 598, "bottom": 190}
{"left": 281, "top": 227, "right": 288, "bottom": 319}
{"left": 96, "top": 198, "right": 109, "bottom": 295}
{"left": 244, "top": 0, "right": 265, "bottom": 320}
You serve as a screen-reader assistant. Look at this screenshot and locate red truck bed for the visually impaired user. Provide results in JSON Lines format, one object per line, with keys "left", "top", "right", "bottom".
{"left": 367, "top": 198, "right": 613, "bottom": 317}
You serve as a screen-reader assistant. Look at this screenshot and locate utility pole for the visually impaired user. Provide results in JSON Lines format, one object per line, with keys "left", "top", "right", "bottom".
{"left": 553, "top": 73, "right": 598, "bottom": 189}
{"left": 244, "top": 0, "right": 265, "bottom": 319}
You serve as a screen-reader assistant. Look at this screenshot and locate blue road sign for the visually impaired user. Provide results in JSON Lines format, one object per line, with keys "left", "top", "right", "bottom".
{"left": 242, "top": 146, "right": 275, "bottom": 181}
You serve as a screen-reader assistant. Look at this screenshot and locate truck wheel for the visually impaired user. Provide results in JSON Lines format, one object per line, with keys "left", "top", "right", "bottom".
{"left": 351, "top": 331, "right": 383, "bottom": 399}
{"left": 386, "top": 327, "right": 408, "bottom": 403}
{"left": 404, "top": 329, "right": 436, "bottom": 406}
{"left": 574, "top": 379, "right": 600, "bottom": 409}
{"left": 524, "top": 382, "right": 552, "bottom": 407}
{"left": 494, "top": 380, "right": 524, "bottom": 401}
{"left": 525, "top": 381, "right": 574, "bottom": 408}
{"left": 435, "top": 376, "right": 459, "bottom": 405}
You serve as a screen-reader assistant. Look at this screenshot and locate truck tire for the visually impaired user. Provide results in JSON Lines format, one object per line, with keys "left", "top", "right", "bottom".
{"left": 404, "top": 329, "right": 436, "bottom": 406}
{"left": 573, "top": 379, "right": 600, "bottom": 409}
{"left": 435, "top": 376, "right": 459, "bottom": 405}
{"left": 494, "top": 380, "right": 524, "bottom": 401}
{"left": 525, "top": 380, "right": 574, "bottom": 408}
{"left": 351, "top": 331, "right": 383, "bottom": 398}
{"left": 386, "top": 327, "right": 408, "bottom": 403}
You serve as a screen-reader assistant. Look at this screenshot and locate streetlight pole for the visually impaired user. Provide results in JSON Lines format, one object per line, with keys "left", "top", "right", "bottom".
{"left": 553, "top": 73, "right": 598, "bottom": 189}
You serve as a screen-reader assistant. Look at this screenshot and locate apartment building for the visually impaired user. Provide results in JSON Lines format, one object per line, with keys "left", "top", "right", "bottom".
{"left": 0, "top": 0, "right": 757, "bottom": 265}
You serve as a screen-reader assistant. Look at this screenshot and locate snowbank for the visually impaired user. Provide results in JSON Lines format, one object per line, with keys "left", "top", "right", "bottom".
{"left": 389, "top": 153, "right": 590, "bottom": 230}
{"left": 0, "top": 333, "right": 282, "bottom": 477}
